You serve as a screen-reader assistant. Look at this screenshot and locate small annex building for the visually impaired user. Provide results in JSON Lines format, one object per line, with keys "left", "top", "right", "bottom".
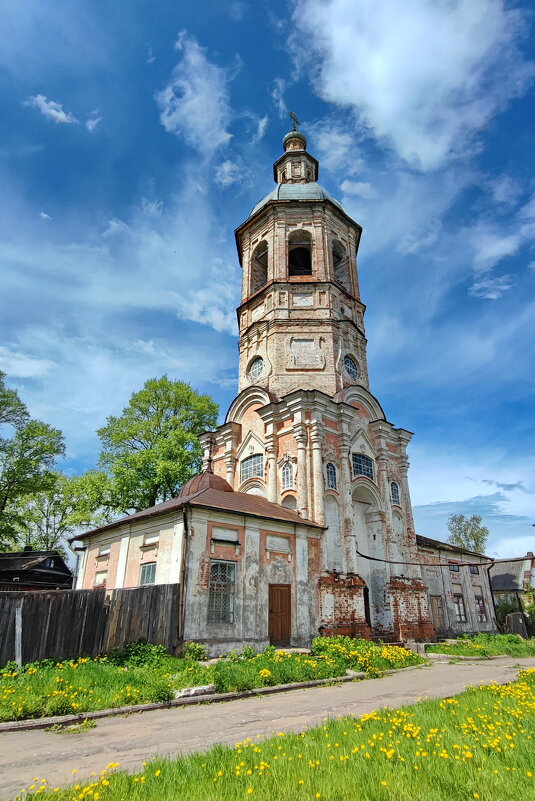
{"left": 0, "top": 547, "right": 72, "bottom": 591}
{"left": 75, "top": 467, "right": 324, "bottom": 653}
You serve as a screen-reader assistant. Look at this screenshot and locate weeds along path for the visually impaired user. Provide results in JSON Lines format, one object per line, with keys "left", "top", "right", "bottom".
{"left": 2, "top": 657, "right": 535, "bottom": 800}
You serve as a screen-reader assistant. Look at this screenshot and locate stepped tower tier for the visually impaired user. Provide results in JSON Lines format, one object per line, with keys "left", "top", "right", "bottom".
{"left": 235, "top": 129, "right": 368, "bottom": 399}
{"left": 201, "top": 126, "right": 434, "bottom": 643}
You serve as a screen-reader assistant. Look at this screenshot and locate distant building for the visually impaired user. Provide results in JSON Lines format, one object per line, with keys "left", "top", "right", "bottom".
{"left": 490, "top": 552, "right": 535, "bottom": 612}
{"left": 417, "top": 535, "right": 497, "bottom": 637}
{"left": 0, "top": 548, "right": 72, "bottom": 591}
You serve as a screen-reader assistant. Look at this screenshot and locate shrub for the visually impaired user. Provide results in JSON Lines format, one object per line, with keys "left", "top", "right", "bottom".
{"left": 106, "top": 640, "right": 169, "bottom": 668}
{"left": 184, "top": 642, "right": 207, "bottom": 661}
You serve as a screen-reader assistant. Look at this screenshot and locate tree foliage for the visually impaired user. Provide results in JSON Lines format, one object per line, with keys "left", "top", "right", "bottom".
{"left": 97, "top": 376, "right": 219, "bottom": 513}
{"left": 0, "top": 373, "right": 65, "bottom": 547}
{"left": 447, "top": 513, "right": 489, "bottom": 554}
{"left": 11, "top": 471, "right": 111, "bottom": 556}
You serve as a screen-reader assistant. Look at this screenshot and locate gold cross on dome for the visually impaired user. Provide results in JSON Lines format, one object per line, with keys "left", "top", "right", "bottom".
{"left": 289, "top": 111, "right": 300, "bottom": 131}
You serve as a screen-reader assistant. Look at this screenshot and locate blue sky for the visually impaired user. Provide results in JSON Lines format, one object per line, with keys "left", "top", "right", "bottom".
{"left": 1, "top": 0, "right": 534, "bottom": 558}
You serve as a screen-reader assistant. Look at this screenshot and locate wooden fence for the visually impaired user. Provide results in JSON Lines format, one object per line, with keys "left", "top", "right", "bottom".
{"left": 0, "top": 583, "right": 180, "bottom": 665}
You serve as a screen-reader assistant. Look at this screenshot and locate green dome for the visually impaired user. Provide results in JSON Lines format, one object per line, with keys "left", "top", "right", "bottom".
{"left": 250, "top": 182, "right": 345, "bottom": 218}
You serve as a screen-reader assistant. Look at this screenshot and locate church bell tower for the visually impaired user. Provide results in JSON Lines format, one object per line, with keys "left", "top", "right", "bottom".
{"left": 202, "top": 123, "right": 435, "bottom": 643}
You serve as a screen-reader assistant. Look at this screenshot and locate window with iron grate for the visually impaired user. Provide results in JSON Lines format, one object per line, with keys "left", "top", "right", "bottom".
{"left": 281, "top": 461, "right": 293, "bottom": 490}
{"left": 208, "top": 560, "right": 236, "bottom": 624}
{"left": 390, "top": 481, "right": 400, "bottom": 505}
{"left": 240, "top": 453, "right": 264, "bottom": 483}
{"left": 352, "top": 453, "right": 374, "bottom": 480}
{"left": 326, "top": 462, "right": 337, "bottom": 489}
{"left": 140, "top": 562, "right": 156, "bottom": 585}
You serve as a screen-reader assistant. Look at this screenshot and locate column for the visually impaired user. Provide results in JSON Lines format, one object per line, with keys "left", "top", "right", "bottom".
{"left": 294, "top": 424, "right": 309, "bottom": 519}
{"left": 266, "top": 445, "right": 277, "bottom": 503}
{"left": 339, "top": 443, "right": 358, "bottom": 574}
{"left": 310, "top": 423, "right": 325, "bottom": 525}
{"left": 225, "top": 454, "right": 236, "bottom": 488}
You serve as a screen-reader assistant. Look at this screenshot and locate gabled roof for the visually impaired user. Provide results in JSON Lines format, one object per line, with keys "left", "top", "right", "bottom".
{"left": 0, "top": 550, "right": 71, "bottom": 574}
{"left": 490, "top": 560, "right": 529, "bottom": 592}
{"left": 416, "top": 534, "right": 486, "bottom": 559}
{"left": 74, "top": 484, "right": 324, "bottom": 541}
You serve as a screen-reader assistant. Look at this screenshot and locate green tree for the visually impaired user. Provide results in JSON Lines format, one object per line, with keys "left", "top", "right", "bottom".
{"left": 11, "top": 471, "right": 111, "bottom": 556}
{"left": 447, "top": 513, "right": 489, "bottom": 554}
{"left": 97, "top": 376, "right": 218, "bottom": 513}
{"left": 0, "top": 373, "right": 65, "bottom": 546}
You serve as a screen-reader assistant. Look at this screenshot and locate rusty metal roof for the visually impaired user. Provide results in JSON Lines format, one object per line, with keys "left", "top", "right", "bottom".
{"left": 74, "top": 484, "right": 324, "bottom": 541}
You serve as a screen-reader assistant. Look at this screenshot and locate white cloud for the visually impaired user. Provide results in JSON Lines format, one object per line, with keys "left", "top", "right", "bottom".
{"left": 469, "top": 274, "right": 514, "bottom": 300}
{"left": 271, "top": 77, "right": 287, "bottom": 118}
{"left": 0, "top": 346, "right": 56, "bottom": 378}
{"left": 292, "top": 0, "right": 535, "bottom": 170}
{"left": 85, "top": 114, "right": 101, "bottom": 133}
{"left": 308, "top": 117, "right": 364, "bottom": 175}
{"left": 24, "top": 94, "right": 78, "bottom": 124}
{"left": 487, "top": 174, "right": 523, "bottom": 207}
{"left": 340, "top": 180, "right": 376, "bottom": 199}
{"left": 252, "top": 114, "right": 269, "bottom": 144}
{"left": 146, "top": 47, "right": 156, "bottom": 64}
{"left": 38, "top": 212, "right": 51, "bottom": 220}
{"left": 409, "top": 443, "right": 535, "bottom": 557}
{"left": 155, "top": 31, "right": 232, "bottom": 156}
{"left": 215, "top": 158, "right": 247, "bottom": 187}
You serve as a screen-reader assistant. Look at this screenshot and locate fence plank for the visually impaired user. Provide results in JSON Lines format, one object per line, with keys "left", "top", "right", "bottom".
{"left": 0, "top": 584, "right": 179, "bottom": 665}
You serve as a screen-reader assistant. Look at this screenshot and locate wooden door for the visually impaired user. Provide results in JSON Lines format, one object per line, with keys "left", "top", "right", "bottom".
{"left": 269, "top": 584, "right": 291, "bottom": 645}
{"left": 430, "top": 595, "right": 446, "bottom": 636}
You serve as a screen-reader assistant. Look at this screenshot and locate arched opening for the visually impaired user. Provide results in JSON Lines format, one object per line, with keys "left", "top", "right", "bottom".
{"left": 332, "top": 239, "right": 350, "bottom": 290}
{"left": 240, "top": 454, "right": 264, "bottom": 484}
{"left": 281, "top": 461, "right": 293, "bottom": 491}
{"left": 251, "top": 241, "right": 268, "bottom": 294}
{"left": 326, "top": 462, "right": 337, "bottom": 490}
{"left": 352, "top": 452, "right": 374, "bottom": 481}
{"left": 390, "top": 481, "right": 401, "bottom": 505}
{"left": 288, "top": 230, "right": 312, "bottom": 276}
{"left": 281, "top": 495, "right": 297, "bottom": 510}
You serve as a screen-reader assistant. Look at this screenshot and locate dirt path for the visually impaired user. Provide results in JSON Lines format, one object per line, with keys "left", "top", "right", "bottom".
{"left": 2, "top": 656, "right": 534, "bottom": 800}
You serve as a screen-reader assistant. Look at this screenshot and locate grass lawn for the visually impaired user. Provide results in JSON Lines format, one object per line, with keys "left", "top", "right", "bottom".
{"left": 427, "top": 633, "right": 535, "bottom": 658}
{"left": 13, "top": 667, "right": 535, "bottom": 801}
{"left": 0, "top": 639, "right": 424, "bottom": 722}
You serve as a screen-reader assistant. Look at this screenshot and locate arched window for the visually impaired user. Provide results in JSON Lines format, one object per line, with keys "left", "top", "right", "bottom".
{"left": 332, "top": 239, "right": 350, "bottom": 289}
{"left": 390, "top": 481, "right": 400, "bottom": 505}
{"left": 251, "top": 241, "right": 268, "bottom": 294}
{"left": 352, "top": 452, "right": 374, "bottom": 480}
{"left": 281, "top": 461, "right": 293, "bottom": 490}
{"left": 240, "top": 454, "right": 264, "bottom": 483}
{"left": 288, "top": 230, "right": 312, "bottom": 276}
{"left": 326, "top": 462, "right": 337, "bottom": 490}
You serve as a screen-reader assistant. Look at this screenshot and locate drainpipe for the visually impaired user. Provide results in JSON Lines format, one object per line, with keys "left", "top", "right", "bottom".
{"left": 438, "top": 546, "right": 451, "bottom": 637}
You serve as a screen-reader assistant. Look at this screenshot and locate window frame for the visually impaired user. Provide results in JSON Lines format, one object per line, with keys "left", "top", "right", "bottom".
{"left": 474, "top": 594, "right": 487, "bottom": 623}
{"left": 281, "top": 460, "right": 293, "bottom": 491}
{"left": 469, "top": 565, "right": 479, "bottom": 575}
{"left": 240, "top": 453, "right": 264, "bottom": 483}
{"left": 326, "top": 462, "right": 337, "bottom": 490}
{"left": 390, "top": 481, "right": 401, "bottom": 505}
{"left": 352, "top": 452, "right": 374, "bottom": 480}
{"left": 207, "top": 560, "right": 236, "bottom": 625}
{"left": 139, "top": 562, "right": 157, "bottom": 586}
{"left": 453, "top": 592, "right": 467, "bottom": 623}
{"left": 288, "top": 229, "right": 313, "bottom": 276}
{"left": 448, "top": 562, "right": 460, "bottom": 572}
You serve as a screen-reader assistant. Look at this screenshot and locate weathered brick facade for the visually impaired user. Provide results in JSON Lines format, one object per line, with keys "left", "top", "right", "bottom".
{"left": 201, "top": 128, "right": 436, "bottom": 642}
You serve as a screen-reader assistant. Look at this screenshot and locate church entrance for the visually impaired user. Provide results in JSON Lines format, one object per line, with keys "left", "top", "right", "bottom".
{"left": 269, "top": 584, "right": 291, "bottom": 645}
